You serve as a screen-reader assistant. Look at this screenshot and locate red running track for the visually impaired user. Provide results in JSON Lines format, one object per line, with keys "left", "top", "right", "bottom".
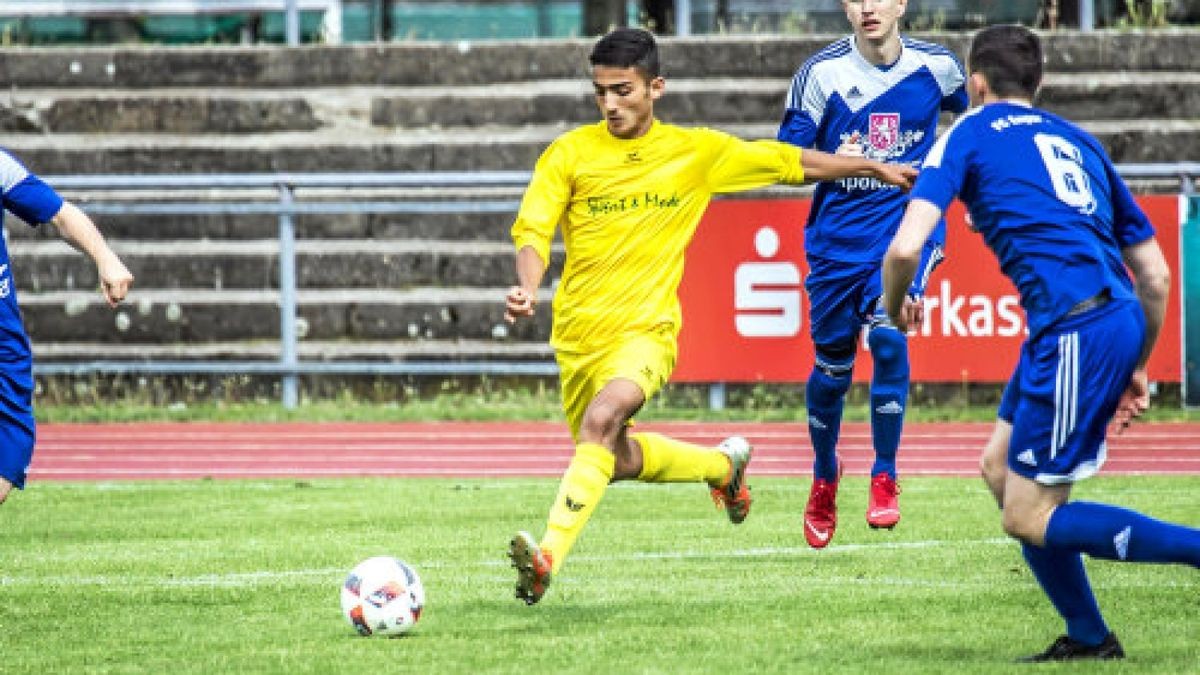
{"left": 26, "top": 422, "right": 1200, "bottom": 481}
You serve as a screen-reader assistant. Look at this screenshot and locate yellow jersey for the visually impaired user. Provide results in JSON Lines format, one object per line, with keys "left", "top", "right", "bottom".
{"left": 512, "top": 119, "right": 806, "bottom": 353}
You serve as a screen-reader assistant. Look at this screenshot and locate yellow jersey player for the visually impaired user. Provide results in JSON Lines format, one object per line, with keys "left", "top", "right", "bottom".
{"left": 504, "top": 27, "right": 916, "bottom": 605}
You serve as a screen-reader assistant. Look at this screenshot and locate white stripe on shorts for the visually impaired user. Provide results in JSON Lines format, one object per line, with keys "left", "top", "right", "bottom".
{"left": 1052, "top": 332, "right": 1079, "bottom": 457}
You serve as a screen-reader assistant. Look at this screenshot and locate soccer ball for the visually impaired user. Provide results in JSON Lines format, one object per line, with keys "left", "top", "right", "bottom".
{"left": 340, "top": 556, "right": 425, "bottom": 637}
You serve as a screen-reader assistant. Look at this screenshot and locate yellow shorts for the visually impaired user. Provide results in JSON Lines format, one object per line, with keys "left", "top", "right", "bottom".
{"left": 557, "top": 328, "right": 677, "bottom": 441}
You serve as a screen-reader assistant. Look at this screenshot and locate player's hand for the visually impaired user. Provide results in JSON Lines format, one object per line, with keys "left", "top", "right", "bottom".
{"left": 872, "top": 162, "right": 918, "bottom": 191}
{"left": 97, "top": 253, "right": 134, "bottom": 307}
{"left": 504, "top": 286, "right": 536, "bottom": 323}
{"left": 902, "top": 293, "right": 924, "bottom": 332}
{"left": 836, "top": 131, "right": 865, "bottom": 157}
{"left": 1109, "top": 368, "right": 1150, "bottom": 435}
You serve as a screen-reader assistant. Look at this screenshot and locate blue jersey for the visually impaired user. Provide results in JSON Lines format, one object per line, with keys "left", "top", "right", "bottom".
{"left": 1, "top": 149, "right": 64, "bottom": 363}
{"left": 911, "top": 102, "right": 1154, "bottom": 339}
{"left": 778, "top": 36, "right": 967, "bottom": 263}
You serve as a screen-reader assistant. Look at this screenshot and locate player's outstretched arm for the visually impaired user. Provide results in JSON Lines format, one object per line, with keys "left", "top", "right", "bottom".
{"left": 799, "top": 148, "right": 917, "bottom": 190}
{"left": 50, "top": 202, "right": 133, "bottom": 307}
{"left": 1110, "top": 238, "right": 1171, "bottom": 434}
{"left": 504, "top": 245, "right": 547, "bottom": 324}
{"left": 882, "top": 199, "right": 944, "bottom": 331}
{"left": 1123, "top": 238, "right": 1171, "bottom": 369}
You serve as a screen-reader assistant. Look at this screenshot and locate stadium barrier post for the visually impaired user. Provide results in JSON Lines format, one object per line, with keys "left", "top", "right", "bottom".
{"left": 1080, "top": 0, "right": 1095, "bottom": 30}
{"left": 278, "top": 181, "right": 300, "bottom": 409}
{"left": 674, "top": 0, "right": 692, "bottom": 36}
{"left": 709, "top": 382, "right": 726, "bottom": 410}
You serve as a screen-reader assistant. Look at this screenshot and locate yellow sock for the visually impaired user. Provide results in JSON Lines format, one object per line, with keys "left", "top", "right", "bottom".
{"left": 540, "top": 442, "right": 614, "bottom": 574}
{"left": 632, "top": 432, "right": 730, "bottom": 486}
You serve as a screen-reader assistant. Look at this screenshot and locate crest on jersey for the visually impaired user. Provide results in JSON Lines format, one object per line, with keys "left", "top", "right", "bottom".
{"left": 868, "top": 113, "right": 900, "bottom": 151}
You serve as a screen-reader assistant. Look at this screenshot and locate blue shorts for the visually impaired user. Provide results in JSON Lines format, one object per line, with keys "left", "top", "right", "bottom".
{"left": 999, "top": 299, "right": 1143, "bottom": 485}
{"left": 0, "top": 366, "right": 36, "bottom": 489}
{"left": 806, "top": 241, "right": 943, "bottom": 351}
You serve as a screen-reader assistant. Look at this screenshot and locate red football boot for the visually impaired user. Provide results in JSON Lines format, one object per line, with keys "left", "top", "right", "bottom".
{"left": 866, "top": 472, "right": 901, "bottom": 529}
{"left": 803, "top": 461, "right": 843, "bottom": 549}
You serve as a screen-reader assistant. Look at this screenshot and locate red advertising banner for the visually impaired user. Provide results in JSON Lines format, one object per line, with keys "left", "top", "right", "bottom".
{"left": 674, "top": 195, "right": 1181, "bottom": 383}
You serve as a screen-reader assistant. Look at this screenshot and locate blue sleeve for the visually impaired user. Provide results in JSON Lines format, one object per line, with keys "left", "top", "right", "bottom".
{"left": 777, "top": 63, "right": 822, "bottom": 148}
{"left": 942, "top": 85, "right": 969, "bottom": 114}
{"left": 911, "top": 119, "right": 972, "bottom": 211}
{"left": 941, "top": 54, "right": 969, "bottom": 113}
{"left": 4, "top": 174, "right": 64, "bottom": 227}
{"left": 777, "top": 107, "right": 817, "bottom": 147}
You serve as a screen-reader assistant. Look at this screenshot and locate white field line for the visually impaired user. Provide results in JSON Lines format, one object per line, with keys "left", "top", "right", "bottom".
{"left": 0, "top": 538, "right": 1009, "bottom": 588}
{"left": 4, "top": 538, "right": 1195, "bottom": 593}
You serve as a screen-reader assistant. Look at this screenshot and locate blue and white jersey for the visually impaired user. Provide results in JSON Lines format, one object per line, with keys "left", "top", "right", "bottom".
{"left": 778, "top": 36, "right": 967, "bottom": 263}
{"left": 1, "top": 149, "right": 64, "bottom": 363}
{"left": 912, "top": 102, "right": 1154, "bottom": 339}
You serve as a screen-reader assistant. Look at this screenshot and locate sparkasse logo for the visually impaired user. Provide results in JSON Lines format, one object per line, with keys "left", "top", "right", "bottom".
{"left": 915, "top": 279, "right": 1025, "bottom": 338}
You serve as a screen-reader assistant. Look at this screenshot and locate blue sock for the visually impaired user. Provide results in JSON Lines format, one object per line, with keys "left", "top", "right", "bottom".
{"left": 867, "top": 326, "right": 908, "bottom": 480}
{"left": 1045, "top": 501, "right": 1200, "bottom": 566}
{"left": 806, "top": 359, "right": 851, "bottom": 483}
{"left": 1021, "top": 543, "right": 1109, "bottom": 646}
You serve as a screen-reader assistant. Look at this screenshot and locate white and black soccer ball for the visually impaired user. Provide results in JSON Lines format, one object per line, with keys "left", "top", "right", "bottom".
{"left": 340, "top": 556, "right": 425, "bottom": 637}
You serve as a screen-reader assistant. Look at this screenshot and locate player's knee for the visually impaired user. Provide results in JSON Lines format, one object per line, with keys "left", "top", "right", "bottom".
{"left": 867, "top": 326, "right": 908, "bottom": 368}
{"left": 808, "top": 363, "right": 853, "bottom": 407}
{"left": 578, "top": 401, "right": 625, "bottom": 444}
{"left": 979, "top": 463, "right": 1005, "bottom": 509}
{"left": 980, "top": 451, "right": 1005, "bottom": 487}
{"left": 1000, "top": 502, "right": 1050, "bottom": 545}
{"left": 812, "top": 343, "right": 855, "bottom": 384}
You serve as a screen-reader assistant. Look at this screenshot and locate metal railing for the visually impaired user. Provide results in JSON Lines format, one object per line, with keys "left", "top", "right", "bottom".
{"left": 28, "top": 164, "right": 1200, "bottom": 408}
{"left": 32, "top": 171, "right": 550, "bottom": 409}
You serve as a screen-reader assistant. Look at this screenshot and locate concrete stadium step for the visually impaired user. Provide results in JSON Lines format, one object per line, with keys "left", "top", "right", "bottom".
{"left": 7, "top": 208, "right": 520, "bottom": 242}
{"left": 3, "top": 69, "right": 1194, "bottom": 134}
{"left": 0, "top": 79, "right": 785, "bottom": 132}
{"left": 0, "top": 89, "right": 324, "bottom": 134}
{"left": 20, "top": 287, "right": 552, "bottom": 343}
{"left": 32, "top": 338, "right": 554, "bottom": 362}
{"left": 3, "top": 126, "right": 554, "bottom": 173}
{"left": 7, "top": 120, "right": 1199, "bottom": 174}
{"left": 1037, "top": 72, "right": 1200, "bottom": 121}
{"left": 7, "top": 239, "right": 561, "bottom": 291}
{"left": 369, "top": 72, "right": 1200, "bottom": 129}
{"left": 1, "top": 31, "right": 1196, "bottom": 89}
{"left": 369, "top": 78, "right": 783, "bottom": 129}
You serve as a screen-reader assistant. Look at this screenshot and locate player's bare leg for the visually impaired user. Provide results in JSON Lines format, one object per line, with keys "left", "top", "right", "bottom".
{"left": 0, "top": 477, "right": 13, "bottom": 506}
{"left": 510, "top": 380, "right": 643, "bottom": 605}
{"left": 581, "top": 380, "right": 645, "bottom": 480}
{"left": 979, "top": 419, "right": 1011, "bottom": 508}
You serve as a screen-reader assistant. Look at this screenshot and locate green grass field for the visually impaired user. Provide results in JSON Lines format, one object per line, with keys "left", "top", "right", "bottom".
{"left": 2, "top": 475, "right": 1197, "bottom": 673}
